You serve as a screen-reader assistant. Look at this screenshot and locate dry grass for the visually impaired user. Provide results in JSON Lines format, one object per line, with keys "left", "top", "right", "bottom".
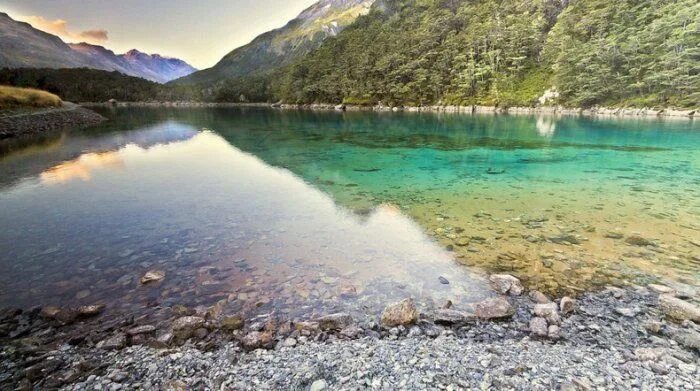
{"left": 0, "top": 85, "right": 62, "bottom": 109}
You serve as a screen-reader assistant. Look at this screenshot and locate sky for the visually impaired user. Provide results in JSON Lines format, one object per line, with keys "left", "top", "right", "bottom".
{"left": 0, "top": 0, "right": 318, "bottom": 69}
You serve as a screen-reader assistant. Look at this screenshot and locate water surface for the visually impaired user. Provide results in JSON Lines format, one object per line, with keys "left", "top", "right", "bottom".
{"left": 0, "top": 108, "right": 698, "bottom": 320}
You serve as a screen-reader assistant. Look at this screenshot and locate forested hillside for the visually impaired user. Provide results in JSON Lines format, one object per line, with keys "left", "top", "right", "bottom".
{"left": 0, "top": 68, "right": 200, "bottom": 102}
{"left": 213, "top": 0, "right": 699, "bottom": 108}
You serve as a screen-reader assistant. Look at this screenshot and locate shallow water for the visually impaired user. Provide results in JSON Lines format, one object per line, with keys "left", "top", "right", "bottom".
{"left": 0, "top": 108, "right": 698, "bottom": 320}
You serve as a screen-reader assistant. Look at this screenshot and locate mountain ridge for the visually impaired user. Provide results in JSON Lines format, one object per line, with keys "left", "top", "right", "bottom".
{"left": 0, "top": 12, "right": 196, "bottom": 83}
{"left": 172, "top": 0, "right": 375, "bottom": 85}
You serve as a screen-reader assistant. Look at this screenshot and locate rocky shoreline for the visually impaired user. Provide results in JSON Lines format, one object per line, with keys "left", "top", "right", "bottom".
{"left": 1, "top": 276, "right": 698, "bottom": 390}
{"left": 81, "top": 101, "right": 698, "bottom": 119}
{"left": 0, "top": 103, "right": 106, "bottom": 140}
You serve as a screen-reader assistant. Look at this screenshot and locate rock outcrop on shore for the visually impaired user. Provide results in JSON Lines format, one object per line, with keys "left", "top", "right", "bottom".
{"left": 1, "top": 279, "right": 698, "bottom": 389}
{"left": 0, "top": 103, "right": 105, "bottom": 139}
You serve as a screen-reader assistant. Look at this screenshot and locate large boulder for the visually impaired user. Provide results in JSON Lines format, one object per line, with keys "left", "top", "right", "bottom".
{"left": 658, "top": 295, "right": 700, "bottom": 322}
{"left": 317, "top": 313, "right": 353, "bottom": 331}
{"left": 475, "top": 297, "right": 515, "bottom": 319}
{"left": 381, "top": 299, "right": 419, "bottom": 327}
{"left": 489, "top": 275, "right": 524, "bottom": 296}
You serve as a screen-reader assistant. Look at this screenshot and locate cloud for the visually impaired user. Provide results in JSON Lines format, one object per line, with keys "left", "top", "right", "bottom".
{"left": 22, "top": 15, "right": 109, "bottom": 43}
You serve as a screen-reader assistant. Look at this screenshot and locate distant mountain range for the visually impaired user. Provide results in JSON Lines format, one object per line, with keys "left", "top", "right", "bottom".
{"left": 174, "top": 0, "right": 375, "bottom": 85}
{"left": 0, "top": 12, "right": 196, "bottom": 83}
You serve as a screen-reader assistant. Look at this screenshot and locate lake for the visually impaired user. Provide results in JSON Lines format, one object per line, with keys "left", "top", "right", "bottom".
{"left": 0, "top": 107, "right": 698, "bottom": 322}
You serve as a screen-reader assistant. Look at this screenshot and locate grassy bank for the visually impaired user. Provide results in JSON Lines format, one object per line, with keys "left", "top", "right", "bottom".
{"left": 0, "top": 86, "right": 62, "bottom": 110}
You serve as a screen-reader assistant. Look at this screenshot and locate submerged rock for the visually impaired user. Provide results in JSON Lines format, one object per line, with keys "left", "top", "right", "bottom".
{"left": 475, "top": 297, "right": 515, "bottom": 319}
{"left": 77, "top": 304, "right": 105, "bottom": 317}
{"left": 39, "top": 306, "right": 61, "bottom": 319}
{"left": 172, "top": 316, "right": 206, "bottom": 339}
{"left": 489, "top": 274, "right": 524, "bottom": 296}
{"left": 220, "top": 315, "right": 245, "bottom": 331}
{"left": 434, "top": 309, "right": 476, "bottom": 325}
{"left": 381, "top": 299, "right": 419, "bottom": 327}
{"left": 317, "top": 313, "right": 353, "bottom": 331}
{"left": 140, "top": 270, "right": 165, "bottom": 284}
{"left": 240, "top": 331, "right": 274, "bottom": 351}
{"left": 625, "top": 235, "right": 656, "bottom": 247}
{"left": 127, "top": 325, "right": 156, "bottom": 336}
{"left": 97, "top": 333, "right": 127, "bottom": 350}
{"left": 658, "top": 295, "right": 700, "bottom": 322}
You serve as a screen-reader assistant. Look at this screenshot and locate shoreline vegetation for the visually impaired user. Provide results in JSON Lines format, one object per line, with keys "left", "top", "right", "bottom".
{"left": 82, "top": 101, "right": 698, "bottom": 119}
{"left": 1, "top": 276, "right": 698, "bottom": 389}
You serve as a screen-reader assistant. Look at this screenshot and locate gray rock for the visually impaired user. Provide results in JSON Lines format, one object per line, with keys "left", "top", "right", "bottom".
{"left": 672, "top": 330, "right": 700, "bottom": 351}
{"left": 220, "top": 315, "right": 245, "bottom": 331}
{"left": 77, "top": 304, "right": 105, "bottom": 317}
{"left": 172, "top": 316, "right": 206, "bottom": 339}
{"left": 380, "top": 299, "right": 419, "bottom": 327}
{"left": 317, "top": 313, "right": 353, "bottom": 331}
{"left": 529, "top": 290, "right": 552, "bottom": 304}
{"left": 433, "top": 309, "right": 476, "bottom": 325}
{"left": 534, "top": 303, "right": 560, "bottom": 324}
{"left": 475, "top": 297, "right": 515, "bottom": 319}
{"left": 127, "top": 325, "right": 156, "bottom": 336}
{"left": 98, "top": 334, "right": 127, "bottom": 350}
{"left": 310, "top": 379, "right": 327, "bottom": 391}
{"left": 548, "top": 325, "right": 561, "bottom": 340}
{"left": 240, "top": 331, "right": 273, "bottom": 351}
{"left": 489, "top": 274, "right": 524, "bottom": 296}
{"left": 560, "top": 297, "right": 576, "bottom": 314}
{"left": 658, "top": 295, "right": 700, "bottom": 322}
{"left": 625, "top": 235, "right": 655, "bottom": 247}
{"left": 529, "top": 317, "right": 548, "bottom": 337}
{"left": 140, "top": 270, "right": 165, "bottom": 284}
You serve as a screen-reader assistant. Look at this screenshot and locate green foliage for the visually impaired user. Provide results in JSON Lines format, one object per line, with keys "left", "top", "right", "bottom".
{"left": 216, "top": 0, "right": 697, "bottom": 109}
{"left": 545, "top": 0, "right": 699, "bottom": 108}
{"left": 274, "top": 0, "right": 561, "bottom": 106}
{"left": 0, "top": 68, "right": 199, "bottom": 102}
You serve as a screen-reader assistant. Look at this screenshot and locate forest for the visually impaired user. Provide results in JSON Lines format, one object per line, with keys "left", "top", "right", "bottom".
{"left": 215, "top": 0, "right": 699, "bottom": 108}
{"left": 0, "top": 68, "right": 200, "bottom": 103}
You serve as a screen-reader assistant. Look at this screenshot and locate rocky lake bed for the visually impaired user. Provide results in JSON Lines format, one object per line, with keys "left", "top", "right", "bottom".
{"left": 1, "top": 108, "right": 699, "bottom": 390}
{"left": 1, "top": 276, "right": 698, "bottom": 390}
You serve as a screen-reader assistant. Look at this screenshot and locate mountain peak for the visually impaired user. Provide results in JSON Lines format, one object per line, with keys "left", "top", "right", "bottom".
{"left": 174, "top": 0, "right": 376, "bottom": 85}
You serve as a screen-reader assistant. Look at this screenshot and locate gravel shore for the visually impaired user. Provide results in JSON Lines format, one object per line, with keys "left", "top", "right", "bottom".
{"left": 2, "top": 284, "right": 698, "bottom": 390}
{"left": 0, "top": 103, "right": 105, "bottom": 139}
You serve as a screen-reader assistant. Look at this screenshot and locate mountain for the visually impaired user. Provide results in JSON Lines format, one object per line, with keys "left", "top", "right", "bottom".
{"left": 210, "top": 0, "right": 698, "bottom": 109}
{"left": 0, "top": 12, "right": 91, "bottom": 69}
{"left": 0, "top": 12, "right": 196, "bottom": 83}
{"left": 122, "top": 49, "right": 197, "bottom": 83}
{"left": 69, "top": 44, "right": 197, "bottom": 83}
{"left": 173, "top": 0, "right": 375, "bottom": 85}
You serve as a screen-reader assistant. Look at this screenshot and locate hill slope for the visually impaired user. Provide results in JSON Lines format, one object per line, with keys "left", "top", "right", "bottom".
{"left": 173, "top": 0, "right": 375, "bottom": 85}
{"left": 0, "top": 12, "right": 93, "bottom": 69}
{"left": 206, "top": 0, "right": 698, "bottom": 109}
{"left": 0, "top": 12, "right": 197, "bottom": 83}
{"left": 273, "top": 0, "right": 698, "bottom": 108}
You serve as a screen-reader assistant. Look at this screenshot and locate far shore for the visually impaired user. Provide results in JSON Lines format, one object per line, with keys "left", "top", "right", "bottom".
{"left": 81, "top": 101, "right": 698, "bottom": 120}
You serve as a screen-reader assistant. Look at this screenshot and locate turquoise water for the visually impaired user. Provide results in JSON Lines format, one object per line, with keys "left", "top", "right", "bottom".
{"left": 0, "top": 108, "right": 698, "bottom": 320}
